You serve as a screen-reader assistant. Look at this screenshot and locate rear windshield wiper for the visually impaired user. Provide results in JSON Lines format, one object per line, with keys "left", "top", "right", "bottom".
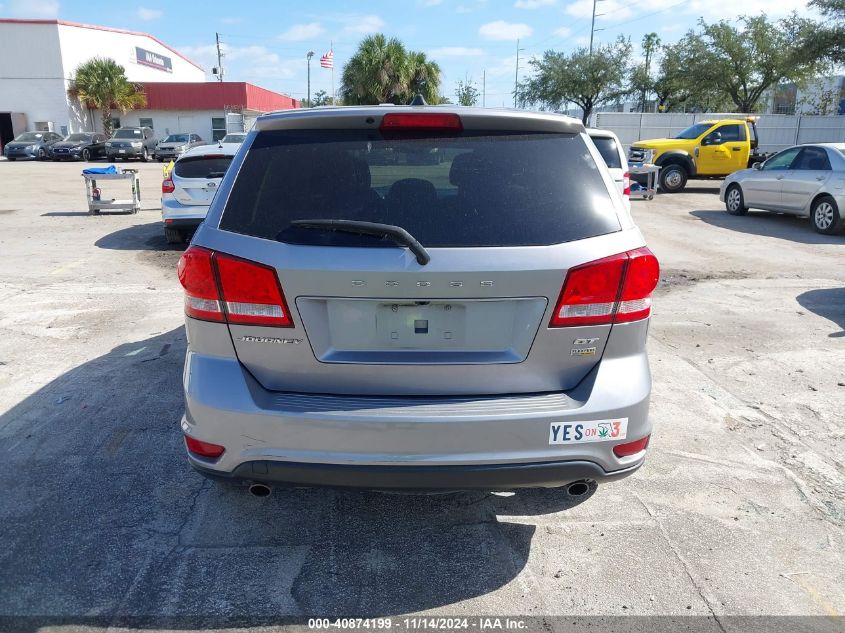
{"left": 290, "top": 219, "right": 431, "bottom": 265}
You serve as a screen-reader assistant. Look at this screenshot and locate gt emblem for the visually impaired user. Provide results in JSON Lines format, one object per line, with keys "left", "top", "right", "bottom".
{"left": 206, "top": 182, "right": 217, "bottom": 188}
{"left": 573, "top": 338, "right": 599, "bottom": 345}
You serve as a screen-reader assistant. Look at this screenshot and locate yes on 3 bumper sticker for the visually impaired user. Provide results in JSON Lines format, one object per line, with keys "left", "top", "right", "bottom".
{"left": 549, "top": 418, "right": 628, "bottom": 444}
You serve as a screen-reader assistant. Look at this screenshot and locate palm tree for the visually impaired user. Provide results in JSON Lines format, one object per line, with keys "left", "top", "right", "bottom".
{"left": 340, "top": 34, "right": 442, "bottom": 105}
{"left": 67, "top": 57, "right": 146, "bottom": 135}
{"left": 406, "top": 51, "right": 441, "bottom": 104}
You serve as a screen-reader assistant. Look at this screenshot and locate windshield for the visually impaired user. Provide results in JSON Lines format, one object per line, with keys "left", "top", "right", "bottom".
{"left": 220, "top": 129, "right": 621, "bottom": 248}
{"left": 16, "top": 132, "right": 43, "bottom": 142}
{"left": 673, "top": 123, "right": 714, "bottom": 140}
{"left": 65, "top": 134, "right": 92, "bottom": 142}
{"left": 222, "top": 134, "right": 246, "bottom": 143}
{"left": 113, "top": 129, "right": 142, "bottom": 139}
{"left": 174, "top": 156, "right": 233, "bottom": 179}
{"left": 165, "top": 134, "right": 190, "bottom": 143}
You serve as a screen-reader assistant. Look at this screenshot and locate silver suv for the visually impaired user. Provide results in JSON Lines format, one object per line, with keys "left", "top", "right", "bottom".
{"left": 177, "top": 106, "right": 659, "bottom": 492}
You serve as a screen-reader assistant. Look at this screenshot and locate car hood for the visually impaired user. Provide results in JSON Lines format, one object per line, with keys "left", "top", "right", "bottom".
{"left": 631, "top": 138, "right": 691, "bottom": 149}
{"left": 6, "top": 141, "right": 39, "bottom": 149}
{"left": 158, "top": 143, "right": 187, "bottom": 150}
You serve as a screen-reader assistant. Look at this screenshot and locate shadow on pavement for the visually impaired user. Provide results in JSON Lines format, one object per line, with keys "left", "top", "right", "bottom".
{"left": 690, "top": 209, "right": 845, "bottom": 245}
{"left": 797, "top": 287, "right": 845, "bottom": 338}
{"left": 0, "top": 329, "right": 594, "bottom": 627}
{"left": 94, "top": 221, "right": 185, "bottom": 252}
{"left": 41, "top": 211, "right": 93, "bottom": 217}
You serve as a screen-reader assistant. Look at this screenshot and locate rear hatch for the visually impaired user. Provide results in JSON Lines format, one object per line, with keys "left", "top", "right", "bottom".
{"left": 208, "top": 114, "right": 636, "bottom": 396}
{"left": 172, "top": 154, "right": 233, "bottom": 206}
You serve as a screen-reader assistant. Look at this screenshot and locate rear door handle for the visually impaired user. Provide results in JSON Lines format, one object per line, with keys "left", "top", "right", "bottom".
{"left": 816, "top": 176, "right": 825, "bottom": 181}
{"left": 776, "top": 175, "right": 785, "bottom": 180}
{"left": 732, "top": 147, "right": 741, "bottom": 152}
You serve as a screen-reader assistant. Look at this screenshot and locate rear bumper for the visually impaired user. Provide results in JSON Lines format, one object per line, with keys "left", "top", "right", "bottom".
{"left": 164, "top": 217, "right": 203, "bottom": 230}
{"left": 190, "top": 457, "right": 643, "bottom": 490}
{"left": 181, "top": 319, "right": 652, "bottom": 490}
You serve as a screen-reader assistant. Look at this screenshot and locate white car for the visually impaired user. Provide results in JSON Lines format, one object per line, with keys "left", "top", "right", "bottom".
{"left": 587, "top": 128, "right": 630, "bottom": 210}
{"left": 720, "top": 143, "right": 845, "bottom": 235}
{"left": 161, "top": 143, "right": 240, "bottom": 244}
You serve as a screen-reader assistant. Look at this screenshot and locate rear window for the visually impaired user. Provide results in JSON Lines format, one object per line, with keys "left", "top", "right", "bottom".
{"left": 174, "top": 156, "right": 233, "bottom": 179}
{"left": 591, "top": 136, "right": 622, "bottom": 169}
{"left": 219, "top": 129, "right": 619, "bottom": 248}
{"left": 114, "top": 129, "right": 142, "bottom": 139}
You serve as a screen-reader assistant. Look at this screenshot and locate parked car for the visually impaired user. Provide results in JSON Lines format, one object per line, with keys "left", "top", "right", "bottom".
{"left": 720, "top": 143, "right": 845, "bottom": 235}
{"left": 105, "top": 126, "right": 156, "bottom": 162}
{"left": 176, "top": 105, "right": 659, "bottom": 493}
{"left": 220, "top": 133, "right": 247, "bottom": 144}
{"left": 587, "top": 128, "right": 630, "bottom": 209}
{"left": 3, "top": 131, "right": 63, "bottom": 161}
{"left": 155, "top": 133, "right": 205, "bottom": 162}
{"left": 49, "top": 132, "right": 107, "bottom": 161}
{"left": 629, "top": 117, "right": 768, "bottom": 193}
{"left": 161, "top": 143, "right": 238, "bottom": 244}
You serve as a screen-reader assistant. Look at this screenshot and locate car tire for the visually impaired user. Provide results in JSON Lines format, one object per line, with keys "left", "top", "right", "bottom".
{"left": 37, "top": 148, "right": 47, "bottom": 160}
{"left": 107, "top": 156, "right": 114, "bottom": 163}
{"left": 810, "top": 195, "right": 844, "bottom": 235}
{"left": 725, "top": 184, "right": 748, "bottom": 216}
{"left": 7, "top": 157, "right": 15, "bottom": 162}
{"left": 141, "top": 148, "right": 149, "bottom": 162}
{"left": 659, "top": 164, "right": 687, "bottom": 193}
{"left": 81, "top": 148, "right": 90, "bottom": 162}
{"left": 164, "top": 227, "right": 185, "bottom": 244}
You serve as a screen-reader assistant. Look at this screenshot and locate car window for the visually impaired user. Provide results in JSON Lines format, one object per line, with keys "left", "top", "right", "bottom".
{"left": 165, "top": 134, "right": 190, "bottom": 143}
{"left": 590, "top": 136, "right": 623, "bottom": 169}
{"left": 793, "top": 147, "right": 832, "bottom": 171}
{"left": 220, "top": 129, "right": 621, "bottom": 248}
{"left": 174, "top": 155, "right": 234, "bottom": 179}
{"left": 715, "top": 124, "right": 745, "bottom": 143}
{"left": 16, "top": 132, "right": 44, "bottom": 141}
{"left": 762, "top": 148, "right": 801, "bottom": 171}
{"left": 66, "top": 134, "right": 91, "bottom": 142}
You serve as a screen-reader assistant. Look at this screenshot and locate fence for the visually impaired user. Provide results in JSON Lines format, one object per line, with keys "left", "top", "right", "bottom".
{"left": 592, "top": 112, "right": 845, "bottom": 153}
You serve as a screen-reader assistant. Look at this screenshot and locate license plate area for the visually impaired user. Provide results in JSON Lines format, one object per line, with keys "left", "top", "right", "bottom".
{"left": 296, "top": 296, "right": 548, "bottom": 365}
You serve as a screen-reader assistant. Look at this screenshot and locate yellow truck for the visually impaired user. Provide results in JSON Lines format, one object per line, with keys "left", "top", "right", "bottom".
{"left": 628, "top": 117, "right": 768, "bottom": 194}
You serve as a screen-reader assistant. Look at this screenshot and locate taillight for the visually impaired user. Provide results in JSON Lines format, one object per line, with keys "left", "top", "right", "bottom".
{"left": 380, "top": 113, "right": 463, "bottom": 131}
{"left": 184, "top": 435, "right": 225, "bottom": 458}
{"left": 177, "top": 247, "right": 224, "bottom": 322}
{"left": 162, "top": 178, "right": 175, "bottom": 193}
{"left": 622, "top": 171, "right": 631, "bottom": 197}
{"left": 216, "top": 253, "right": 293, "bottom": 327}
{"left": 613, "top": 435, "right": 650, "bottom": 458}
{"left": 177, "top": 246, "right": 293, "bottom": 327}
{"left": 550, "top": 247, "right": 659, "bottom": 327}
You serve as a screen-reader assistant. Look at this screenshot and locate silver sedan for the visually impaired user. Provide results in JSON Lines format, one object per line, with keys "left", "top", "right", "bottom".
{"left": 719, "top": 143, "right": 845, "bottom": 235}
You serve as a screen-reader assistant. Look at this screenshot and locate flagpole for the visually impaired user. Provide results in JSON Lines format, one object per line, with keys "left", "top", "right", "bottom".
{"left": 331, "top": 41, "right": 335, "bottom": 103}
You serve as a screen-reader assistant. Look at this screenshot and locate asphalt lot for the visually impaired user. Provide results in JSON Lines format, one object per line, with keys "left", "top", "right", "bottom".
{"left": 0, "top": 158, "right": 843, "bottom": 629}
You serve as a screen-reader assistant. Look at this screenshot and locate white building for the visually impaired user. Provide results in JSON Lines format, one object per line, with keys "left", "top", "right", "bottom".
{"left": 0, "top": 18, "right": 206, "bottom": 145}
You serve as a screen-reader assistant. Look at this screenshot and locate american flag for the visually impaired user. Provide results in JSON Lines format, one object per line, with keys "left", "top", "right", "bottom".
{"left": 320, "top": 50, "right": 333, "bottom": 69}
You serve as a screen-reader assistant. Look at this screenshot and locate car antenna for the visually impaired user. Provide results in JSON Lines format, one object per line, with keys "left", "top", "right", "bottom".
{"left": 409, "top": 94, "right": 427, "bottom": 106}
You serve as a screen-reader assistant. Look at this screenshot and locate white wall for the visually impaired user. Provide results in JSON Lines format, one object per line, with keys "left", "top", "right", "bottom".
{"left": 0, "top": 21, "right": 204, "bottom": 136}
{"left": 96, "top": 109, "right": 227, "bottom": 142}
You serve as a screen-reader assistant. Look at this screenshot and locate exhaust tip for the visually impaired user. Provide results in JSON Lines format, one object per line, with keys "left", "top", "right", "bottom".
{"left": 248, "top": 483, "right": 272, "bottom": 497}
{"left": 566, "top": 480, "right": 591, "bottom": 497}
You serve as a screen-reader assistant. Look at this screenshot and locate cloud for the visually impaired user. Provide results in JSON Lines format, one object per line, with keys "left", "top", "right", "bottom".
{"left": 487, "top": 54, "right": 518, "bottom": 77}
{"left": 514, "top": 0, "right": 556, "bottom": 7}
{"left": 178, "top": 43, "right": 300, "bottom": 80}
{"left": 419, "top": 0, "right": 444, "bottom": 5}
{"left": 278, "top": 22, "right": 324, "bottom": 41}
{"left": 479, "top": 20, "right": 533, "bottom": 40}
{"left": 553, "top": 26, "right": 571, "bottom": 37}
{"left": 136, "top": 7, "right": 162, "bottom": 21}
{"left": 685, "top": 0, "right": 807, "bottom": 18}
{"left": 428, "top": 46, "right": 484, "bottom": 57}
{"left": 341, "top": 14, "right": 385, "bottom": 35}
{"left": 564, "top": 0, "right": 633, "bottom": 21}
{"left": 6, "top": 0, "right": 58, "bottom": 17}
{"left": 573, "top": 35, "right": 591, "bottom": 46}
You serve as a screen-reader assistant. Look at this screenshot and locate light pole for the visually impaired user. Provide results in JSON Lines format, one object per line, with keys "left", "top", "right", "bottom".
{"left": 306, "top": 51, "right": 314, "bottom": 107}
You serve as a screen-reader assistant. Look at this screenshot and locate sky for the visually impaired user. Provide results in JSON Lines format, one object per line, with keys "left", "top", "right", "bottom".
{"left": 0, "top": 0, "right": 814, "bottom": 106}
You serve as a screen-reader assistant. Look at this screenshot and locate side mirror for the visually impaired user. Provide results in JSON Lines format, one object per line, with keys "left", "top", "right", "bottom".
{"left": 752, "top": 161, "right": 763, "bottom": 170}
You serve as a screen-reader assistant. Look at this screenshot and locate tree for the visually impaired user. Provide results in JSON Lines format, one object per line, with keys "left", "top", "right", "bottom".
{"left": 651, "top": 42, "right": 732, "bottom": 112}
{"left": 629, "top": 33, "right": 660, "bottom": 112}
{"left": 67, "top": 57, "right": 146, "bottom": 135}
{"left": 675, "top": 14, "right": 825, "bottom": 113}
{"left": 808, "top": 0, "right": 845, "bottom": 64}
{"left": 340, "top": 34, "right": 442, "bottom": 105}
{"left": 304, "top": 89, "right": 334, "bottom": 107}
{"left": 455, "top": 77, "right": 480, "bottom": 106}
{"left": 518, "top": 36, "right": 632, "bottom": 124}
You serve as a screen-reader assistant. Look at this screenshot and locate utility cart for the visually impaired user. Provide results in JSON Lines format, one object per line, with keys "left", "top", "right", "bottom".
{"left": 82, "top": 168, "right": 141, "bottom": 214}
{"left": 628, "top": 163, "right": 660, "bottom": 200}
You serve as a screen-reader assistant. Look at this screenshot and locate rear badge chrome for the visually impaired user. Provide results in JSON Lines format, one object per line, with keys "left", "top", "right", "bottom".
{"left": 573, "top": 338, "right": 600, "bottom": 346}
{"left": 240, "top": 336, "right": 301, "bottom": 345}
{"left": 570, "top": 347, "right": 596, "bottom": 356}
